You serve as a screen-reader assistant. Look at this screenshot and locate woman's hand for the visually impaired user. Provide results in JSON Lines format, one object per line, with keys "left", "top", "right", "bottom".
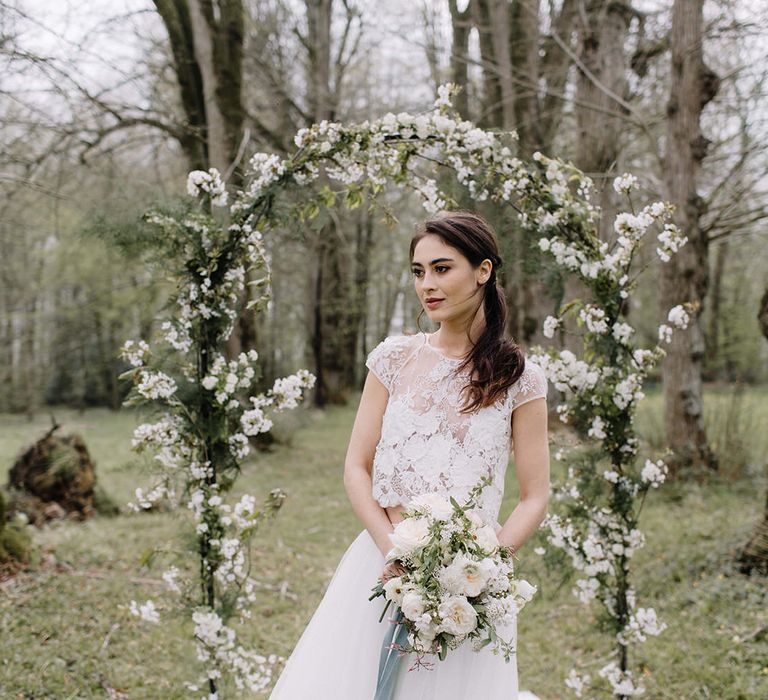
{"left": 379, "top": 560, "right": 406, "bottom": 583}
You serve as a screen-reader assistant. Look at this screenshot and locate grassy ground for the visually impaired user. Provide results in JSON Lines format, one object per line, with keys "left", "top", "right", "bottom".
{"left": 0, "top": 391, "right": 766, "bottom": 699}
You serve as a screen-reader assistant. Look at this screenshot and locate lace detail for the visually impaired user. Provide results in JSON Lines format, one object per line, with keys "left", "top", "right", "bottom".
{"left": 365, "top": 332, "right": 547, "bottom": 523}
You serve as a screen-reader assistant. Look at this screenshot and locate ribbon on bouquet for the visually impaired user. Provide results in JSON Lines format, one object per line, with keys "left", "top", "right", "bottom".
{"left": 373, "top": 606, "right": 409, "bottom": 700}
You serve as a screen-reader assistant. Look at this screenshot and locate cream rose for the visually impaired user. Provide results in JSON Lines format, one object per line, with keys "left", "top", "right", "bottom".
{"left": 410, "top": 492, "right": 453, "bottom": 520}
{"left": 438, "top": 595, "right": 478, "bottom": 636}
{"left": 465, "top": 509, "right": 484, "bottom": 529}
{"left": 388, "top": 516, "right": 431, "bottom": 558}
{"left": 473, "top": 524, "right": 500, "bottom": 554}
{"left": 401, "top": 591, "right": 428, "bottom": 621}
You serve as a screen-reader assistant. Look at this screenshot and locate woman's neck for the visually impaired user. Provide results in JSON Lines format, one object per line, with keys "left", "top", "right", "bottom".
{"left": 432, "top": 308, "right": 487, "bottom": 357}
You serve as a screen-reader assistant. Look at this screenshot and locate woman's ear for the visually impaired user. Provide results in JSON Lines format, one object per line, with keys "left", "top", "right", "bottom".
{"left": 477, "top": 259, "right": 493, "bottom": 285}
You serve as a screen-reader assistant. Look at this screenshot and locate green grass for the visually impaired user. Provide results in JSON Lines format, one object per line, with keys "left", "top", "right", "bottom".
{"left": 0, "top": 395, "right": 766, "bottom": 699}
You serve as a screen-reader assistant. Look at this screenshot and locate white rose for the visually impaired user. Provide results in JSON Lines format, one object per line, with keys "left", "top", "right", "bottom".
{"left": 383, "top": 576, "right": 405, "bottom": 605}
{"left": 473, "top": 524, "right": 500, "bottom": 554}
{"left": 410, "top": 492, "right": 453, "bottom": 520}
{"left": 401, "top": 591, "right": 428, "bottom": 621}
{"left": 465, "top": 509, "right": 484, "bottom": 529}
{"left": 389, "top": 517, "right": 431, "bottom": 557}
{"left": 438, "top": 595, "right": 478, "bottom": 636}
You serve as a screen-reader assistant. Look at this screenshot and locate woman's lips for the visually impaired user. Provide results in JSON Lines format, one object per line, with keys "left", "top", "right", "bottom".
{"left": 426, "top": 298, "right": 444, "bottom": 309}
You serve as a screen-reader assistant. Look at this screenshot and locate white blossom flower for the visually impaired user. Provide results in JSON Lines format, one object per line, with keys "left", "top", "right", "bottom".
{"left": 579, "top": 305, "right": 608, "bottom": 334}
{"left": 667, "top": 304, "right": 690, "bottom": 329}
{"left": 137, "top": 371, "right": 177, "bottom": 401}
{"left": 543, "top": 315, "right": 561, "bottom": 339}
{"left": 619, "top": 606, "right": 668, "bottom": 644}
{"left": 162, "top": 567, "right": 181, "bottom": 593}
{"left": 401, "top": 591, "right": 428, "bottom": 621}
{"left": 383, "top": 576, "right": 406, "bottom": 606}
{"left": 187, "top": 168, "right": 228, "bottom": 206}
{"left": 129, "top": 599, "right": 160, "bottom": 623}
{"left": 202, "top": 375, "right": 218, "bottom": 390}
{"left": 597, "top": 661, "right": 645, "bottom": 696}
{"left": 641, "top": 459, "right": 668, "bottom": 487}
{"left": 588, "top": 416, "right": 607, "bottom": 440}
{"left": 120, "top": 339, "right": 150, "bottom": 367}
{"left": 612, "top": 322, "right": 634, "bottom": 344}
{"left": 613, "top": 173, "right": 638, "bottom": 194}
{"left": 565, "top": 668, "right": 591, "bottom": 697}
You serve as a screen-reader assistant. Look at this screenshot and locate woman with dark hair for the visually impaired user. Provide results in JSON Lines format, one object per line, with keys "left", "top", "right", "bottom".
{"left": 269, "top": 210, "right": 550, "bottom": 699}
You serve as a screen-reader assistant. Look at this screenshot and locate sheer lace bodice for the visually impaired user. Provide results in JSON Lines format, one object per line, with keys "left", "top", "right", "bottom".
{"left": 365, "top": 332, "right": 547, "bottom": 523}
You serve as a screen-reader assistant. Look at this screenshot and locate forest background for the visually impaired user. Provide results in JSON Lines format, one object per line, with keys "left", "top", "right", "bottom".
{"left": 2, "top": 0, "right": 767, "bottom": 420}
{"left": 1, "top": 0, "right": 768, "bottom": 697}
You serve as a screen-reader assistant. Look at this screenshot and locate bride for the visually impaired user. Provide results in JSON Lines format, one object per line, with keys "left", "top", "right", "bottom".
{"left": 268, "top": 210, "right": 550, "bottom": 699}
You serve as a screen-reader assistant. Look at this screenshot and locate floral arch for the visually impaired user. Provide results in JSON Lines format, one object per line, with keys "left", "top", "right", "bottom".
{"left": 122, "top": 85, "right": 688, "bottom": 698}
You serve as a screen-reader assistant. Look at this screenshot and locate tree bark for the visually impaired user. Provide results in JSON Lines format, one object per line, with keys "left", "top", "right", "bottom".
{"left": 304, "top": 0, "right": 358, "bottom": 406}
{"left": 509, "top": 0, "right": 540, "bottom": 155}
{"left": 473, "top": 0, "right": 575, "bottom": 347}
{"left": 561, "top": 1, "right": 633, "bottom": 355}
{"left": 575, "top": 0, "right": 633, "bottom": 239}
{"left": 448, "top": 0, "right": 472, "bottom": 119}
{"left": 661, "top": 0, "right": 719, "bottom": 475}
{"left": 153, "top": 0, "right": 245, "bottom": 176}
{"left": 706, "top": 239, "right": 729, "bottom": 379}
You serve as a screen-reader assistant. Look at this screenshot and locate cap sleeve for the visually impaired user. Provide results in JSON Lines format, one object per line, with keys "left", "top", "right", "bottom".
{"left": 511, "top": 360, "right": 548, "bottom": 412}
{"left": 365, "top": 334, "right": 414, "bottom": 393}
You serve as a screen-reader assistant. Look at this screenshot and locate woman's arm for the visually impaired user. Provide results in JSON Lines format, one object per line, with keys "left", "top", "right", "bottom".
{"left": 497, "top": 396, "right": 550, "bottom": 553}
{"left": 343, "top": 370, "right": 396, "bottom": 558}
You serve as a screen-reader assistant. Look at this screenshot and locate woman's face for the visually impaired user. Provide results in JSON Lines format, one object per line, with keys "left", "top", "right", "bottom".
{"left": 411, "top": 234, "right": 491, "bottom": 324}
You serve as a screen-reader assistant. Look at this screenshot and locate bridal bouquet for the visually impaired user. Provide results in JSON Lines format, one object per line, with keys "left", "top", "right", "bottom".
{"left": 369, "top": 477, "right": 537, "bottom": 697}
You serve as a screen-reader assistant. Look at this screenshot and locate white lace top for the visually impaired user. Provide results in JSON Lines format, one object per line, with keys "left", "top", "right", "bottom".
{"left": 365, "top": 331, "right": 547, "bottom": 523}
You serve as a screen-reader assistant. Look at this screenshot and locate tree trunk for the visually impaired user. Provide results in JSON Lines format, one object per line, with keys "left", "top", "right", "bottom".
{"left": 472, "top": 0, "right": 580, "bottom": 348}
{"left": 575, "top": 0, "right": 633, "bottom": 240}
{"left": 153, "top": 0, "right": 245, "bottom": 176}
{"left": 304, "top": 0, "right": 358, "bottom": 406}
{"left": 705, "top": 239, "right": 729, "bottom": 379}
{"left": 154, "top": 0, "right": 248, "bottom": 358}
{"left": 487, "top": 0, "right": 516, "bottom": 130}
{"left": 352, "top": 208, "right": 374, "bottom": 388}
{"left": 472, "top": 0, "right": 504, "bottom": 129}
{"left": 661, "top": 0, "right": 719, "bottom": 475}
{"left": 564, "top": 1, "right": 633, "bottom": 354}
{"left": 448, "top": 0, "right": 472, "bottom": 119}
{"left": 510, "top": 0, "right": 540, "bottom": 155}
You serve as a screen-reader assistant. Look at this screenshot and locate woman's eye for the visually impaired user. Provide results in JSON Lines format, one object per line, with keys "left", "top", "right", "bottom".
{"left": 412, "top": 267, "right": 449, "bottom": 277}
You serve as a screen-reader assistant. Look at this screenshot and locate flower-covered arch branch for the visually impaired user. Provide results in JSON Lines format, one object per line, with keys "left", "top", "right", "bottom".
{"left": 122, "top": 84, "right": 685, "bottom": 698}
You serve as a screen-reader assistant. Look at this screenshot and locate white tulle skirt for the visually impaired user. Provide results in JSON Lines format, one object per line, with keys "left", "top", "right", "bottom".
{"left": 268, "top": 528, "right": 519, "bottom": 700}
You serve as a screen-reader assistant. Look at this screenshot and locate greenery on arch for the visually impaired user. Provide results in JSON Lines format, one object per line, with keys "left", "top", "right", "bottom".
{"left": 122, "top": 84, "right": 688, "bottom": 698}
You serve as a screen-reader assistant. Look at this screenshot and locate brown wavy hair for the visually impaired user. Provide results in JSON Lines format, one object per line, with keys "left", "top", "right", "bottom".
{"left": 410, "top": 210, "right": 526, "bottom": 413}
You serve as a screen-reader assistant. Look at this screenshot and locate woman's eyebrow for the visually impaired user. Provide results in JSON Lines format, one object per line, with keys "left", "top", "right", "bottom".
{"left": 411, "top": 257, "right": 455, "bottom": 267}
